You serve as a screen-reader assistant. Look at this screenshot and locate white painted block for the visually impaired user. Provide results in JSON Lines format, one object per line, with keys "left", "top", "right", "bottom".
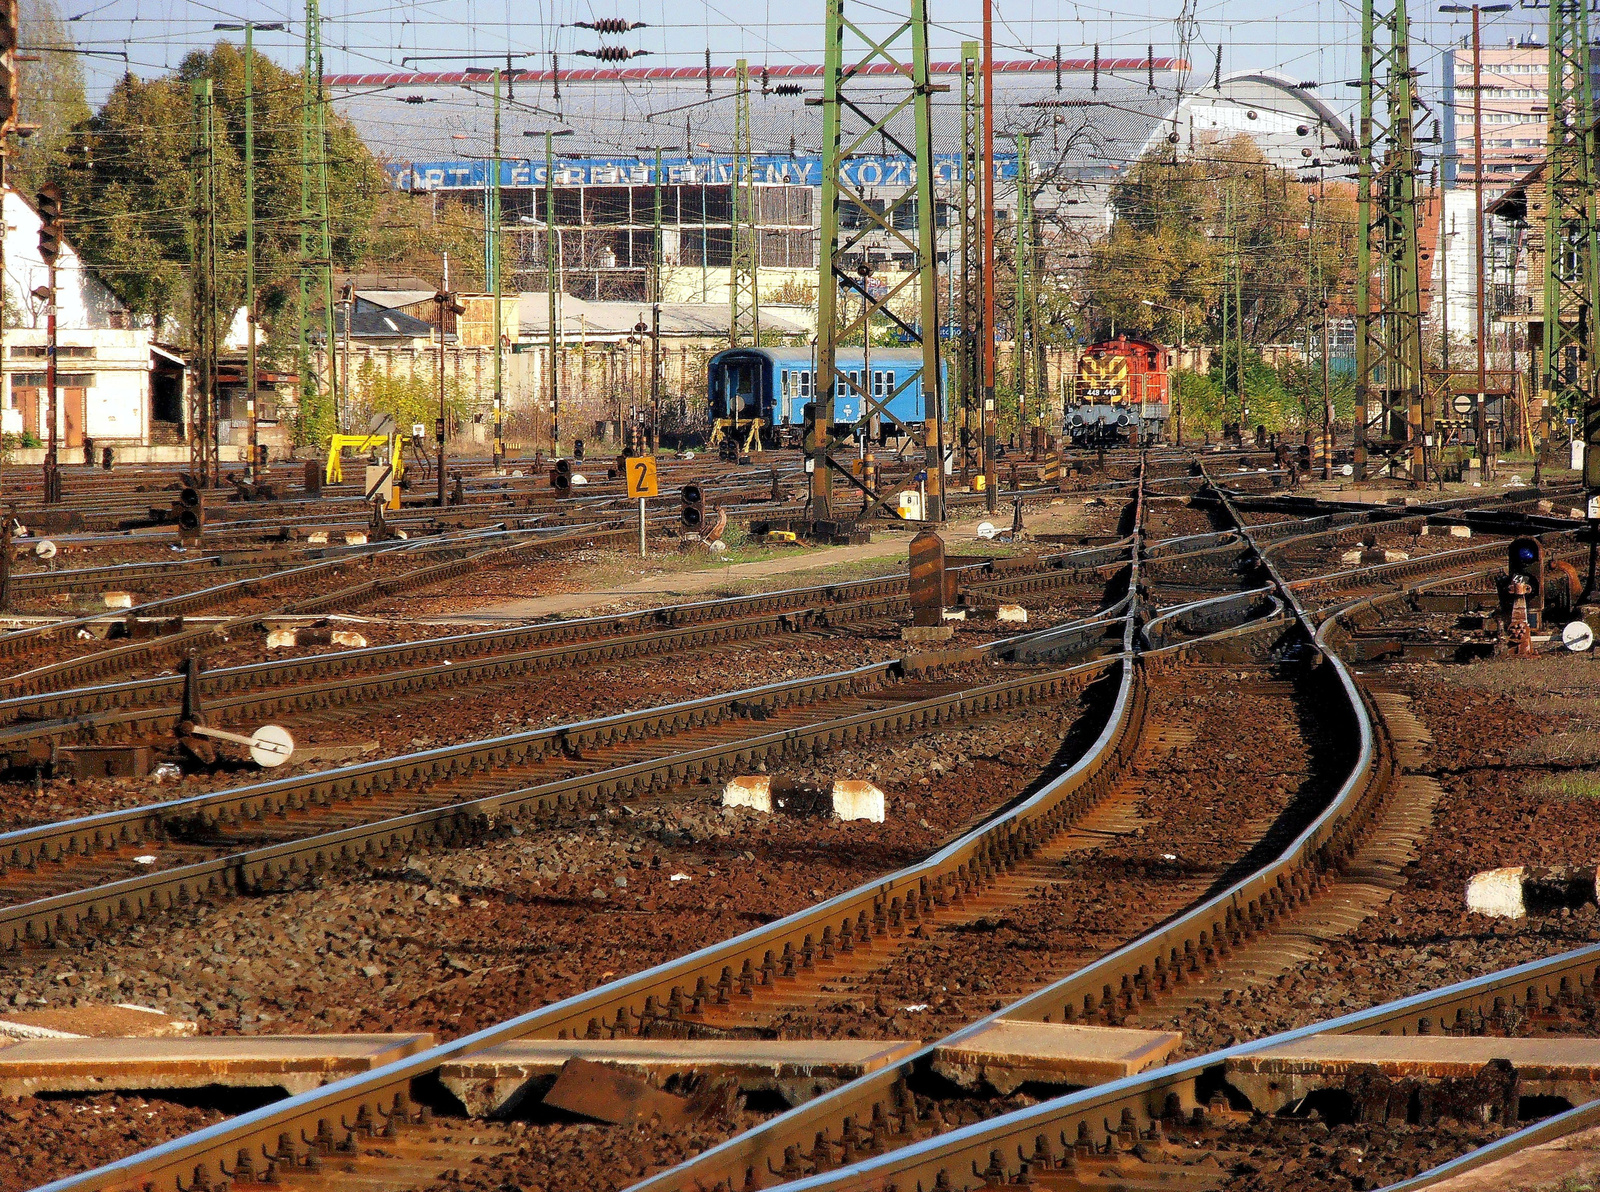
{"left": 832, "top": 780, "right": 886, "bottom": 823}
{"left": 1383, "top": 549, "right": 1410, "bottom": 563}
{"left": 1449, "top": 525, "right": 1472, "bottom": 538}
{"left": 1466, "top": 866, "right": 1527, "bottom": 919}
{"left": 307, "top": 532, "right": 329, "bottom": 545}
{"left": 101, "top": 592, "right": 133, "bottom": 610}
{"left": 722, "top": 775, "right": 772, "bottom": 813}
{"left": 343, "top": 532, "right": 368, "bottom": 546}
{"left": 1340, "top": 548, "right": 1364, "bottom": 565}
{"left": 998, "top": 604, "right": 1028, "bottom": 623}
{"left": 331, "top": 630, "right": 368, "bottom": 648}
{"left": 266, "top": 628, "right": 298, "bottom": 649}
{"left": 941, "top": 608, "right": 967, "bottom": 621}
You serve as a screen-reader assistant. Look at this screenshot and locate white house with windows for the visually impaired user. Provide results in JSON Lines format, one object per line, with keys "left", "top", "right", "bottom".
{"left": 0, "top": 188, "right": 189, "bottom": 456}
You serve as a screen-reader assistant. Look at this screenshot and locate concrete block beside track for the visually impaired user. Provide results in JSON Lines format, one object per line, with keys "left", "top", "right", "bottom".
{"left": 930, "top": 1021, "right": 1184, "bottom": 1095}
{"left": 0, "top": 1033, "right": 434, "bottom": 1098}
{"left": 1225, "top": 1036, "right": 1600, "bottom": 1114}
{"left": 438, "top": 1038, "right": 919, "bottom": 1117}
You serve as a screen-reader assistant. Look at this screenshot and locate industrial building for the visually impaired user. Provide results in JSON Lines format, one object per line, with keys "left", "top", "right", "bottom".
{"left": 328, "top": 59, "right": 1355, "bottom": 304}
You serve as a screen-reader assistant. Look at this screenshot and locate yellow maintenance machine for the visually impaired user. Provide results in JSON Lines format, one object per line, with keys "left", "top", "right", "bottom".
{"left": 325, "top": 432, "right": 405, "bottom": 510}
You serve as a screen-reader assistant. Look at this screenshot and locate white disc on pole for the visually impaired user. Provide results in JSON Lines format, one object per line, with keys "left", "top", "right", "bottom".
{"left": 33, "top": 540, "right": 56, "bottom": 560}
{"left": 976, "top": 522, "right": 997, "bottom": 540}
{"left": 1341, "top": 464, "right": 1354, "bottom": 478}
{"left": 1563, "top": 621, "right": 1594, "bottom": 653}
{"left": 249, "top": 724, "right": 296, "bottom": 767}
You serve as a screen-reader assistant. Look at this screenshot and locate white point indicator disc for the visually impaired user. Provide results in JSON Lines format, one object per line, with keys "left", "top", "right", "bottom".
{"left": 33, "top": 540, "right": 56, "bottom": 560}
{"left": 976, "top": 522, "right": 997, "bottom": 540}
{"left": 1564, "top": 621, "right": 1595, "bottom": 653}
{"left": 249, "top": 724, "right": 295, "bottom": 767}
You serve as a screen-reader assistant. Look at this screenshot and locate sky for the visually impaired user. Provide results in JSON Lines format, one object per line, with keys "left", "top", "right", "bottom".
{"left": 49, "top": 0, "right": 1553, "bottom": 129}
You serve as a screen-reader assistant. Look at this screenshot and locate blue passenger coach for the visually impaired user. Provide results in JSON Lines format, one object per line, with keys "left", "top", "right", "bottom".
{"left": 707, "top": 346, "right": 945, "bottom": 448}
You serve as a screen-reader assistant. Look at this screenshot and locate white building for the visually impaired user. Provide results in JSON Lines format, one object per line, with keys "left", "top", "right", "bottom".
{"left": 0, "top": 188, "right": 187, "bottom": 455}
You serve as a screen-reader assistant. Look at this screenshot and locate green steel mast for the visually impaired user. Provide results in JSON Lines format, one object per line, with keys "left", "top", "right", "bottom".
{"left": 812, "top": 0, "right": 945, "bottom": 525}
{"left": 1543, "top": 0, "right": 1600, "bottom": 485}
{"left": 1013, "top": 132, "right": 1033, "bottom": 437}
{"left": 1353, "top": 0, "right": 1425, "bottom": 479}
{"left": 730, "top": 58, "right": 759, "bottom": 346}
{"left": 958, "top": 40, "right": 981, "bottom": 479}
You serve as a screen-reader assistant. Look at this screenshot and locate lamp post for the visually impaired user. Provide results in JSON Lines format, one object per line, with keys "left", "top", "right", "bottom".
{"left": 214, "top": 21, "right": 284, "bottom": 479}
{"left": 1441, "top": 2, "right": 1511, "bottom": 456}
{"left": 1140, "top": 298, "right": 1185, "bottom": 445}
{"left": 524, "top": 129, "right": 574, "bottom": 456}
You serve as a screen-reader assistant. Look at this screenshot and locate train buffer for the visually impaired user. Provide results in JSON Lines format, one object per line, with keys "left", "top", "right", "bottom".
{"left": 0, "top": 1033, "right": 434, "bottom": 1098}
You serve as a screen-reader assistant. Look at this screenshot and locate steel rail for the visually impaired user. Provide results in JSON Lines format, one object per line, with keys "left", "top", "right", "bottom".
{"left": 633, "top": 490, "right": 1386, "bottom": 1192}
{"left": 0, "top": 542, "right": 1126, "bottom": 747}
{"left": 614, "top": 471, "right": 1385, "bottom": 1192}
{"left": 0, "top": 654, "right": 1117, "bottom": 958}
{"left": 23, "top": 469, "right": 1157, "bottom": 1192}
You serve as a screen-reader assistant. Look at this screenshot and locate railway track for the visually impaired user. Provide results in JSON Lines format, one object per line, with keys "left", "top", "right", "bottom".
{"left": 15, "top": 455, "right": 1595, "bottom": 1192}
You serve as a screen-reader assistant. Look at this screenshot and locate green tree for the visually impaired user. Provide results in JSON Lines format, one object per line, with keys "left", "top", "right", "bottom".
{"left": 58, "top": 42, "right": 385, "bottom": 356}
{"left": 12, "top": 0, "right": 91, "bottom": 198}
{"left": 1085, "top": 137, "right": 1356, "bottom": 354}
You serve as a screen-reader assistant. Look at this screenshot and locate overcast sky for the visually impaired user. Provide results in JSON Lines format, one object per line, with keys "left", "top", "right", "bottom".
{"left": 54, "top": 0, "right": 1550, "bottom": 129}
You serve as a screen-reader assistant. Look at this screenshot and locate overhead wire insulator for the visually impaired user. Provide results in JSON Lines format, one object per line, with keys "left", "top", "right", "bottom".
{"left": 552, "top": 51, "right": 560, "bottom": 101}
{"left": 771, "top": 83, "right": 804, "bottom": 96}
{"left": 1055, "top": 44, "right": 1061, "bottom": 91}
{"left": 576, "top": 45, "right": 650, "bottom": 61}
{"left": 761, "top": 66, "right": 769, "bottom": 92}
{"left": 1213, "top": 45, "right": 1222, "bottom": 90}
{"left": 574, "top": 18, "right": 646, "bottom": 33}
{"left": 1092, "top": 44, "right": 1099, "bottom": 92}
{"left": 706, "top": 47, "right": 712, "bottom": 94}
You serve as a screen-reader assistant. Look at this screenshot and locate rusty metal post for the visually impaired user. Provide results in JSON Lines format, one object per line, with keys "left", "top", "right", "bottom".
{"left": 909, "top": 529, "right": 946, "bottom": 627}
{"left": 0, "top": 511, "right": 12, "bottom": 612}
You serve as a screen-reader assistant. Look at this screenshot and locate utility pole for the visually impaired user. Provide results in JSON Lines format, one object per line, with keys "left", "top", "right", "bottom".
{"left": 638, "top": 143, "right": 673, "bottom": 447}
{"left": 1437, "top": 4, "right": 1516, "bottom": 456}
{"left": 982, "top": 0, "right": 998, "bottom": 512}
{"left": 36, "top": 183, "right": 61, "bottom": 503}
{"left": 297, "top": 0, "right": 336, "bottom": 438}
{"left": 1220, "top": 187, "right": 1231, "bottom": 436}
{"left": 958, "top": 40, "right": 982, "bottom": 481}
{"left": 813, "top": 0, "right": 945, "bottom": 528}
{"left": 491, "top": 68, "right": 504, "bottom": 472}
{"left": 534, "top": 128, "right": 573, "bottom": 456}
{"left": 0, "top": 0, "right": 13, "bottom": 496}
{"left": 730, "top": 58, "right": 759, "bottom": 346}
{"left": 244, "top": 26, "right": 258, "bottom": 479}
{"left": 1540, "top": 0, "right": 1600, "bottom": 486}
{"left": 1013, "top": 132, "right": 1033, "bottom": 443}
{"left": 1354, "top": 0, "right": 1426, "bottom": 481}
{"left": 216, "top": 21, "right": 285, "bottom": 479}
{"left": 190, "top": 80, "right": 218, "bottom": 486}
